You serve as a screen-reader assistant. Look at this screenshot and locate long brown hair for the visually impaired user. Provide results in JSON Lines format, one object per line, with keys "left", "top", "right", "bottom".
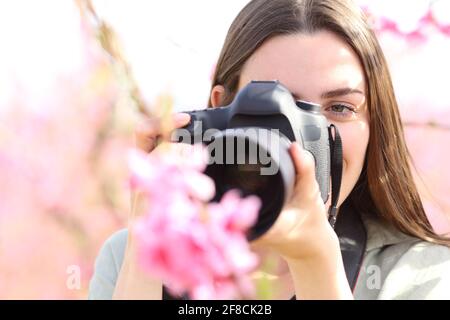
{"left": 208, "top": 0, "right": 450, "bottom": 246}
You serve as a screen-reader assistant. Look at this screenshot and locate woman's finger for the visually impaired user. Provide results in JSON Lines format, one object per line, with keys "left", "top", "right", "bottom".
{"left": 134, "top": 113, "right": 191, "bottom": 153}
{"left": 173, "top": 113, "right": 191, "bottom": 128}
{"left": 289, "top": 143, "right": 320, "bottom": 199}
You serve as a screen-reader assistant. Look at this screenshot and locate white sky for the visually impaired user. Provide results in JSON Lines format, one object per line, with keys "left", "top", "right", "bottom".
{"left": 0, "top": 0, "right": 449, "bottom": 116}
{"left": 91, "top": 0, "right": 252, "bottom": 111}
{"left": 92, "top": 0, "right": 450, "bottom": 116}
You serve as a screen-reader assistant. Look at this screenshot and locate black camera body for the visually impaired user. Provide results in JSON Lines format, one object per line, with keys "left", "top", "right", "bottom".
{"left": 173, "top": 80, "right": 331, "bottom": 240}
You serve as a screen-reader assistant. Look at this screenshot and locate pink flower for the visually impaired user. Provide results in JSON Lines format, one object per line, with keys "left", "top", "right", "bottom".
{"left": 129, "top": 144, "right": 261, "bottom": 299}
{"left": 359, "top": 0, "right": 430, "bottom": 36}
{"left": 208, "top": 190, "right": 260, "bottom": 233}
{"left": 431, "top": 0, "right": 450, "bottom": 34}
{"left": 134, "top": 193, "right": 260, "bottom": 299}
{"left": 128, "top": 145, "right": 215, "bottom": 202}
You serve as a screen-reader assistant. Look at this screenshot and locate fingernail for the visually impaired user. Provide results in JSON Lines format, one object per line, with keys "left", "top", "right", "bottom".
{"left": 173, "top": 113, "right": 190, "bottom": 125}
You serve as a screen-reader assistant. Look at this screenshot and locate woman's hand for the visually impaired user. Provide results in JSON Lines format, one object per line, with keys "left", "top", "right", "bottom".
{"left": 134, "top": 113, "right": 191, "bottom": 153}
{"left": 113, "top": 113, "right": 191, "bottom": 300}
{"left": 250, "top": 142, "right": 353, "bottom": 299}
{"left": 251, "top": 142, "right": 338, "bottom": 260}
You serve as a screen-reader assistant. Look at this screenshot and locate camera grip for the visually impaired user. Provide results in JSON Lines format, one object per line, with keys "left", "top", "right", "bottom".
{"left": 303, "top": 125, "right": 331, "bottom": 203}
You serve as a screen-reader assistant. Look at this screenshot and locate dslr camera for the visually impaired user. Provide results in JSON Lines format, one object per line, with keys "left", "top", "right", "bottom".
{"left": 173, "top": 80, "right": 336, "bottom": 240}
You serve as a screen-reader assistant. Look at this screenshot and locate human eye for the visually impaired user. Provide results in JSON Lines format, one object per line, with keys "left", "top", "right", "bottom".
{"left": 323, "top": 103, "right": 357, "bottom": 120}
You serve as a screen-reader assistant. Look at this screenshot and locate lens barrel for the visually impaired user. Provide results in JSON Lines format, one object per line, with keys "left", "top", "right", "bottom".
{"left": 204, "top": 128, "right": 296, "bottom": 240}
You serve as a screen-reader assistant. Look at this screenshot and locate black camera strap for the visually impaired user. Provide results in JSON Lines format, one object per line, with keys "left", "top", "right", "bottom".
{"left": 327, "top": 124, "right": 343, "bottom": 229}
{"left": 323, "top": 124, "right": 367, "bottom": 292}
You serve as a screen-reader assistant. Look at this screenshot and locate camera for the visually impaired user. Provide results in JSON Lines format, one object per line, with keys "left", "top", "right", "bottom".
{"left": 173, "top": 80, "right": 332, "bottom": 240}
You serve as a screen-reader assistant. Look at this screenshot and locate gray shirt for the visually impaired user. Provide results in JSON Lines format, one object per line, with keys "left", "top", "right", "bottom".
{"left": 88, "top": 212, "right": 450, "bottom": 300}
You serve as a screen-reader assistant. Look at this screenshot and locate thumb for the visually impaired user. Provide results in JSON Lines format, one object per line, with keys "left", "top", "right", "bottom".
{"left": 289, "top": 143, "right": 319, "bottom": 197}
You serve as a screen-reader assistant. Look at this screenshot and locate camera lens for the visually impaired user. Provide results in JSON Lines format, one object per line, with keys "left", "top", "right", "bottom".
{"left": 225, "top": 163, "right": 269, "bottom": 196}
{"left": 204, "top": 129, "right": 295, "bottom": 240}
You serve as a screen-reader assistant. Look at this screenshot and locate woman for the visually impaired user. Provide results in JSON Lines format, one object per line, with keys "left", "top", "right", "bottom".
{"left": 88, "top": 0, "right": 450, "bottom": 300}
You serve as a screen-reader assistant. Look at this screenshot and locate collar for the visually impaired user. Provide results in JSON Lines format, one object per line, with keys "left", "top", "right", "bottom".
{"left": 359, "top": 211, "right": 418, "bottom": 252}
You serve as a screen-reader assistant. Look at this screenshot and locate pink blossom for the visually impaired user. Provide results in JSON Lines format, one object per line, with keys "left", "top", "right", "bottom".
{"left": 128, "top": 145, "right": 215, "bottom": 202}
{"left": 0, "top": 1, "right": 127, "bottom": 299}
{"left": 431, "top": 0, "right": 450, "bottom": 33}
{"left": 134, "top": 193, "right": 260, "bottom": 299}
{"left": 208, "top": 190, "right": 260, "bottom": 233}
{"left": 359, "top": 0, "right": 430, "bottom": 35}
{"left": 129, "top": 145, "right": 261, "bottom": 299}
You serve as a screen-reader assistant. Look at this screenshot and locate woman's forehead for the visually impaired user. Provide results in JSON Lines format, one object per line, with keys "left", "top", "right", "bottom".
{"left": 239, "top": 31, "right": 366, "bottom": 97}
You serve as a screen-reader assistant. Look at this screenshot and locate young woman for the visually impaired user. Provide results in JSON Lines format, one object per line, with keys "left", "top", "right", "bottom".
{"left": 88, "top": 0, "right": 450, "bottom": 300}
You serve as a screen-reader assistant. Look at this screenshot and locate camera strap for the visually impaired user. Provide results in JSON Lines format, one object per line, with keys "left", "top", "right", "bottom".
{"left": 324, "top": 124, "right": 367, "bottom": 291}
{"left": 327, "top": 124, "right": 343, "bottom": 229}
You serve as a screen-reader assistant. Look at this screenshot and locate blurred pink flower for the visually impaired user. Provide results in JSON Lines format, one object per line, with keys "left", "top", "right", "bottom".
{"left": 359, "top": 0, "right": 430, "bottom": 37}
{"left": 129, "top": 145, "right": 261, "bottom": 300}
{"left": 128, "top": 145, "right": 215, "bottom": 203}
{"left": 208, "top": 190, "right": 260, "bottom": 233}
{"left": 0, "top": 1, "right": 128, "bottom": 298}
{"left": 431, "top": 0, "right": 450, "bottom": 35}
{"left": 369, "top": 1, "right": 450, "bottom": 235}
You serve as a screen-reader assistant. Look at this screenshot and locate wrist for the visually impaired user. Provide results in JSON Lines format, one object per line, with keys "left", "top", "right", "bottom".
{"left": 112, "top": 231, "right": 162, "bottom": 300}
{"left": 285, "top": 242, "right": 353, "bottom": 300}
{"left": 284, "top": 218, "right": 341, "bottom": 261}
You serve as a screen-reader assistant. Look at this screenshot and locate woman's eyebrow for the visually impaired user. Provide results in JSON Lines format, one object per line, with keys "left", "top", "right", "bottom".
{"left": 320, "top": 87, "right": 365, "bottom": 99}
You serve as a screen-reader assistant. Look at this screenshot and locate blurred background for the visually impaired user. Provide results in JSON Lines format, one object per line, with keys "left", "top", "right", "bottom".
{"left": 0, "top": 0, "right": 449, "bottom": 299}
